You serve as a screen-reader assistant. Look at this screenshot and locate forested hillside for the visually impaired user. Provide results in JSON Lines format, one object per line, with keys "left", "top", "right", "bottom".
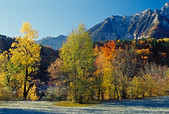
{"left": 0, "top": 35, "right": 15, "bottom": 53}
{"left": 47, "top": 25, "right": 169, "bottom": 102}
{"left": 1, "top": 22, "right": 169, "bottom": 103}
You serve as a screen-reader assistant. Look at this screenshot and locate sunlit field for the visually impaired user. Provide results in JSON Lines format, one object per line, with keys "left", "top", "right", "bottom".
{"left": 1, "top": 96, "right": 169, "bottom": 113}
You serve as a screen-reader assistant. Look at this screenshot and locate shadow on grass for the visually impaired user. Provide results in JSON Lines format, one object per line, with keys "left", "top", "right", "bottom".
{"left": 0, "top": 108, "right": 64, "bottom": 114}
{"left": 101, "top": 96, "right": 169, "bottom": 108}
{"left": 79, "top": 108, "right": 109, "bottom": 113}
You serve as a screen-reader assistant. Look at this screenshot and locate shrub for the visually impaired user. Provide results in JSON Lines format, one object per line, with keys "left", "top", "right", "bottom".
{"left": 0, "top": 87, "right": 13, "bottom": 100}
{"left": 43, "top": 86, "right": 67, "bottom": 101}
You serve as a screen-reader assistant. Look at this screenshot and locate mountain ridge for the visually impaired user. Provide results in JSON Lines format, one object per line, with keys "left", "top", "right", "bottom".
{"left": 88, "top": 3, "right": 169, "bottom": 41}
{"left": 3, "top": 3, "right": 169, "bottom": 50}
{"left": 36, "top": 35, "right": 67, "bottom": 50}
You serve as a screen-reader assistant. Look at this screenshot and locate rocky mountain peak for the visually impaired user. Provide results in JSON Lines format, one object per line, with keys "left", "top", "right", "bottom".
{"left": 160, "top": 3, "right": 169, "bottom": 19}
{"left": 88, "top": 3, "right": 169, "bottom": 41}
{"left": 142, "top": 8, "right": 152, "bottom": 13}
{"left": 161, "top": 3, "right": 169, "bottom": 11}
{"left": 165, "top": 3, "right": 169, "bottom": 7}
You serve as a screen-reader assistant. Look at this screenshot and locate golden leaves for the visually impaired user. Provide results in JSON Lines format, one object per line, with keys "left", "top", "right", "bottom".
{"left": 27, "top": 84, "right": 39, "bottom": 101}
{"left": 135, "top": 48, "right": 150, "bottom": 55}
{"left": 3, "top": 22, "right": 41, "bottom": 100}
{"left": 20, "top": 22, "right": 38, "bottom": 40}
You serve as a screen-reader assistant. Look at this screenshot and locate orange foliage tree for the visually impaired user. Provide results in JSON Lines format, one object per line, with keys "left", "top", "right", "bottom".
{"left": 94, "top": 41, "right": 117, "bottom": 100}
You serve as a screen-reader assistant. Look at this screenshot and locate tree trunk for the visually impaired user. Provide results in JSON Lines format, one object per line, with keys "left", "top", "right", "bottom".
{"left": 121, "top": 85, "right": 127, "bottom": 99}
{"left": 114, "top": 83, "right": 119, "bottom": 100}
{"left": 74, "top": 88, "right": 78, "bottom": 102}
{"left": 98, "top": 88, "right": 101, "bottom": 100}
{"left": 116, "top": 88, "right": 119, "bottom": 100}
{"left": 23, "top": 68, "right": 28, "bottom": 100}
{"left": 142, "top": 92, "right": 145, "bottom": 98}
{"left": 114, "top": 90, "right": 116, "bottom": 100}
{"left": 131, "top": 89, "right": 134, "bottom": 98}
{"left": 101, "top": 90, "right": 104, "bottom": 100}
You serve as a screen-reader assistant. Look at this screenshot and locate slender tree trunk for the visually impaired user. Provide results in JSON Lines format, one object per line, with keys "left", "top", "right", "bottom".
{"left": 136, "top": 88, "right": 139, "bottom": 98}
{"left": 116, "top": 89, "right": 119, "bottom": 100}
{"left": 121, "top": 85, "right": 127, "bottom": 99}
{"left": 142, "top": 92, "right": 145, "bottom": 98}
{"left": 114, "top": 78, "right": 119, "bottom": 100}
{"left": 149, "top": 89, "right": 152, "bottom": 97}
{"left": 98, "top": 88, "right": 101, "bottom": 100}
{"left": 101, "top": 89, "right": 104, "bottom": 100}
{"left": 121, "top": 74, "right": 127, "bottom": 99}
{"left": 98, "top": 76, "right": 101, "bottom": 100}
{"left": 131, "top": 88, "right": 134, "bottom": 98}
{"left": 115, "top": 88, "right": 119, "bottom": 100}
{"left": 114, "top": 84, "right": 118, "bottom": 99}
{"left": 23, "top": 67, "right": 28, "bottom": 100}
{"left": 74, "top": 85, "right": 78, "bottom": 102}
{"left": 114, "top": 90, "right": 116, "bottom": 100}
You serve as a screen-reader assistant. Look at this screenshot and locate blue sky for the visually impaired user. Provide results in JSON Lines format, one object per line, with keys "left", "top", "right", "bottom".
{"left": 0, "top": 0, "right": 168, "bottom": 39}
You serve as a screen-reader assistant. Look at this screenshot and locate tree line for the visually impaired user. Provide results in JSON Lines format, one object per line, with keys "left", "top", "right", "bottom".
{"left": 47, "top": 24, "right": 169, "bottom": 103}
{"left": 0, "top": 22, "right": 169, "bottom": 103}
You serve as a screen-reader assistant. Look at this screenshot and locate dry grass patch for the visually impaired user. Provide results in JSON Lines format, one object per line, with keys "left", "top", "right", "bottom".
{"left": 54, "top": 101, "right": 99, "bottom": 107}
{"left": 0, "top": 102, "right": 6, "bottom": 105}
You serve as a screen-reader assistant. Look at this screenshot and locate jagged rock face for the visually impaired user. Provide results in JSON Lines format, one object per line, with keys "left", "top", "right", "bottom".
{"left": 89, "top": 16, "right": 133, "bottom": 41}
{"left": 160, "top": 3, "right": 169, "bottom": 19}
{"left": 88, "top": 3, "right": 169, "bottom": 41}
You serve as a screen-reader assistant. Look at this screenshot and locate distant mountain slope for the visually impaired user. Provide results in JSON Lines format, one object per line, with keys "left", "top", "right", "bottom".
{"left": 88, "top": 3, "right": 169, "bottom": 41}
{"left": 36, "top": 35, "right": 67, "bottom": 50}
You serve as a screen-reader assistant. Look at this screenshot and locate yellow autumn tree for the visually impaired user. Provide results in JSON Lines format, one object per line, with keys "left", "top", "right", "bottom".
{"left": 27, "top": 84, "right": 39, "bottom": 101}
{"left": 9, "top": 22, "right": 41, "bottom": 100}
{"left": 0, "top": 51, "right": 18, "bottom": 100}
{"left": 60, "top": 24, "right": 94, "bottom": 103}
{"left": 0, "top": 51, "right": 19, "bottom": 88}
{"left": 0, "top": 51, "right": 9, "bottom": 87}
{"left": 128, "top": 76, "right": 142, "bottom": 98}
{"left": 128, "top": 75, "right": 159, "bottom": 98}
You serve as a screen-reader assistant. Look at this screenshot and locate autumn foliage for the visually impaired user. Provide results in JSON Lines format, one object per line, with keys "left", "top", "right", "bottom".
{"left": 1, "top": 22, "right": 169, "bottom": 102}
{"left": 0, "top": 22, "right": 40, "bottom": 101}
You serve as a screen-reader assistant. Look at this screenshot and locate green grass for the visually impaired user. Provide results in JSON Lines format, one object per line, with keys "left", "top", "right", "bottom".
{"left": 53, "top": 101, "right": 100, "bottom": 107}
